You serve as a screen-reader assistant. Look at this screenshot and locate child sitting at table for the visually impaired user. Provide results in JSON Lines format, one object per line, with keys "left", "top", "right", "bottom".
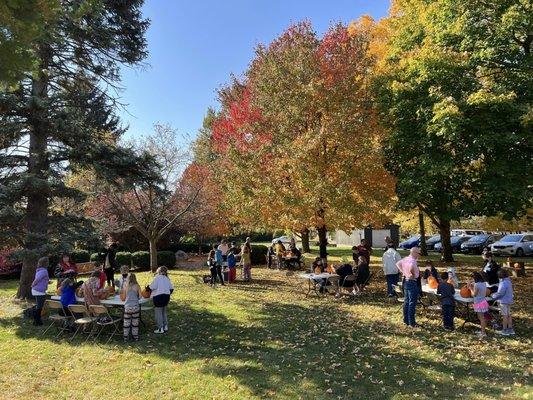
{"left": 437, "top": 271, "right": 455, "bottom": 330}
{"left": 491, "top": 269, "right": 515, "bottom": 336}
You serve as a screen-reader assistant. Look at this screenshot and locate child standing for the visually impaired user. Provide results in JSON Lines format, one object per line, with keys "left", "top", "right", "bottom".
{"left": 437, "top": 271, "right": 455, "bottom": 330}
{"left": 241, "top": 242, "right": 252, "bottom": 281}
{"left": 122, "top": 273, "right": 142, "bottom": 341}
{"left": 227, "top": 250, "right": 237, "bottom": 283}
{"left": 491, "top": 269, "right": 514, "bottom": 335}
{"left": 468, "top": 272, "right": 489, "bottom": 338}
{"left": 31, "top": 257, "right": 50, "bottom": 326}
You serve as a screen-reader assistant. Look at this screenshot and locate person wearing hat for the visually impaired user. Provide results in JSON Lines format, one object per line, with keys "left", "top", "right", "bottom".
{"left": 396, "top": 247, "right": 421, "bottom": 327}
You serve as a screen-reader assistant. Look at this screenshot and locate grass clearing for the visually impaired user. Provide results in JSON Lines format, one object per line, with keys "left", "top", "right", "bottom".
{"left": 0, "top": 258, "right": 531, "bottom": 399}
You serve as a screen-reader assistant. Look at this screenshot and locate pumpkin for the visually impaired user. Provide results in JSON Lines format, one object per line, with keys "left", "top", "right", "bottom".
{"left": 460, "top": 285, "right": 472, "bottom": 298}
{"left": 327, "top": 264, "right": 335, "bottom": 274}
{"left": 314, "top": 266, "right": 322, "bottom": 274}
{"left": 141, "top": 289, "right": 151, "bottom": 298}
{"left": 427, "top": 276, "right": 438, "bottom": 289}
{"left": 119, "top": 291, "right": 126, "bottom": 302}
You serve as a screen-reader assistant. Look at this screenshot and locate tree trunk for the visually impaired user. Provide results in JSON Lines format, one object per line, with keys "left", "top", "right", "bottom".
{"left": 149, "top": 237, "right": 158, "bottom": 273}
{"left": 317, "top": 225, "right": 328, "bottom": 264}
{"left": 17, "top": 62, "right": 50, "bottom": 299}
{"left": 418, "top": 207, "right": 428, "bottom": 256}
{"left": 438, "top": 219, "right": 453, "bottom": 262}
{"left": 300, "top": 228, "right": 310, "bottom": 253}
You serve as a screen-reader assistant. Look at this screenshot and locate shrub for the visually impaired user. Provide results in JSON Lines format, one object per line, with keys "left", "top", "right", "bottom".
{"left": 90, "top": 252, "right": 103, "bottom": 263}
{"left": 131, "top": 251, "right": 150, "bottom": 270}
{"left": 157, "top": 251, "right": 176, "bottom": 268}
{"left": 250, "top": 245, "right": 268, "bottom": 265}
{"left": 71, "top": 249, "right": 90, "bottom": 263}
{"left": 115, "top": 252, "right": 132, "bottom": 268}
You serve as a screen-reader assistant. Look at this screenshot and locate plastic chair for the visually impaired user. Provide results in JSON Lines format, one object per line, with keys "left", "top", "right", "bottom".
{"left": 88, "top": 304, "right": 123, "bottom": 344}
{"left": 42, "top": 300, "right": 72, "bottom": 338}
{"left": 68, "top": 304, "right": 96, "bottom": 341}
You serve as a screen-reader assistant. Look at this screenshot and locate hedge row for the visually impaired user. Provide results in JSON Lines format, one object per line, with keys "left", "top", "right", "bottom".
{"left": 90, "top": 250, "right": 176, "bottom": 270}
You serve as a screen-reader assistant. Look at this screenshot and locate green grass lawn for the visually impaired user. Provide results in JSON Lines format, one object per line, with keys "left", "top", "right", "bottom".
{"left": 0, "top": 263, "right": 531, "bottom": 399}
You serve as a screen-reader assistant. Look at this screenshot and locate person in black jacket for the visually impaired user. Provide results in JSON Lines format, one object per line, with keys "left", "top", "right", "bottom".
{"left": 103, "top": 242, "right": 118, "bottom": 288}
{"left": 481, "top": 251, "right": 499, "bottom": 292}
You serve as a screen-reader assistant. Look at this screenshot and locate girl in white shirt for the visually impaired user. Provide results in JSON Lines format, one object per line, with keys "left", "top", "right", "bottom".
{"left": 149, "top": 266, "right": 174, "bottom": 334}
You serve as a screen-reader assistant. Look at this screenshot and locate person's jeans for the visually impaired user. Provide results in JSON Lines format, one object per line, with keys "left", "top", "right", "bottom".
{"left": 104, "top": 268, "right": 114, "bottom": 287}
{"left": 154, "top": 306, "right": 168, "bottom": 330}
{"left": 442, "top": 304, "right": 455, "bottom": 329}
{"left": 403, "top": 280, "right": 419, "bottom": 326}
{"left": 385, "top": 273, "right": 399, "bottom": 296}
{"left": 33, "top": 295, "right": 46, "bottom": 325}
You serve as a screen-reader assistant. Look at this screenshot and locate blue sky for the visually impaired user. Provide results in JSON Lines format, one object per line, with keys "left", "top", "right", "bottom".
{"left": 118, "top": 0, "right": 391, "bottom": 141}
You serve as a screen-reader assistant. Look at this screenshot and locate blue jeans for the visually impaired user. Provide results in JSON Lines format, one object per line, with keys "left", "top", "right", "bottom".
{"left": 403, "top": 280, "right": 419, "bottom": 326}
{"left": 386, "top": 273, "right": 399, "bottom": 296}
{"left": 442, "top": 304, "right": 455, "bottom": 329}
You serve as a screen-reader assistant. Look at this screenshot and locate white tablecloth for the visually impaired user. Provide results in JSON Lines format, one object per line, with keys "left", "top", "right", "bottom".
{"left": 50, "top": 294, "right": 151, "bottom": 306}
{"left": 421, "top": 284, "right": 489, "bottom": 304}
{"left": 299, "top": 273, "right": 339, "bottom": 280}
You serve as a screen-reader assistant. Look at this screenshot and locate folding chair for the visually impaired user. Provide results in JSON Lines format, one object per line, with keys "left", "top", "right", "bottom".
{"left": 68, "top": 304, "right": 96, "bottom": 342}
{"left": 337, "top": 275, "right": 357, "bottom": 297}
{"left": 425, "top": 292, "right": 442, "bottom": 312}
{"left": 42, "top": 300, "right": 72, "bottom": 338}
{"left": 88, "top": 304, "right": 123, "bottom": 344}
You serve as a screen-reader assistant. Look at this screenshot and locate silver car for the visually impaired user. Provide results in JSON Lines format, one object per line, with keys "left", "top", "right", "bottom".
{"left": 491, "top": 233, "right": 533, "bottom": 257}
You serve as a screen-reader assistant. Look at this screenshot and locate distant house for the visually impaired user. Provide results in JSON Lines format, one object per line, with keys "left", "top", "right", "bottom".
{"left": 331, "top": 224, "right": 400, "bottom": 248}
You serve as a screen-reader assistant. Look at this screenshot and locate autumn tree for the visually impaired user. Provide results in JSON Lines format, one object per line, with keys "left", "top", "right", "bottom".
{"left": 374, "top": 0, "right": 532, "bottom": 261}
{"left": 208, "top": 21, "right": 395, "bottom": 261}
{"left": 91, "top": 124, "right": 202, "bottom": 272}
{"left": 0, "top": 1, "right": 150, "bottom": 298}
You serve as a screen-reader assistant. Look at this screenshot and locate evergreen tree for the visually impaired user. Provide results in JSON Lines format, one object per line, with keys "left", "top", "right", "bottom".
{"left": 0, "top": 0, "right": 151, "bottom": 298}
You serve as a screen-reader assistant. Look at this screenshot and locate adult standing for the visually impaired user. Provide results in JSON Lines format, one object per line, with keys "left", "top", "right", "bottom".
{"left": 382, "top": 244, "right": 402, "bottom": 297}
{"left": 103, "top": 242, "right": 118, "bottom": 288}
{"left": 217, "top": 240, "right": 230, "bottom": 262}
{"left": 241, "top": 241, "right": 252, "bottom": 281}
{"left": 149, "top": 266, "right": 174, "bottom": 334}
{"left": 275, "top": 240, "right": 285, "bottom": 269}
{"left": 481, "top": 251, "right": 499, "bottom": 293}
{"left": 31, "top": 257, "right": 50, "bottom": 326}
{"left": 396, "top": 247, "right": 421, "bottom": 328}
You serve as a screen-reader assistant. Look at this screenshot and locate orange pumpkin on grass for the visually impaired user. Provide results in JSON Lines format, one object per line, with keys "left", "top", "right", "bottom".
{"left": 141, "top": 288, "right": 151, "bottom": 298}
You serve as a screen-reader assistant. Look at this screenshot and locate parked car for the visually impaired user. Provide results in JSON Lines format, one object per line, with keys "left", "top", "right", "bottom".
{"left": 491, "top": 234, "right": 533, "bottom": 257}
{"left": 271, "top": 236, "right": 294, "bottom": 245}
{"left": 425, "top": 234, "right": 441, "bottom": 251}
{"left": 451, "top": 229, "right": 486, "bottom": 237}
{"left": 398, "top": 235, "right": 428, "bottom": 250}
{"left": 460, "top": 234, "right": 502, "bottom": 254}
{"left": 434, "top": 236, "right": 472, "bottom": 253}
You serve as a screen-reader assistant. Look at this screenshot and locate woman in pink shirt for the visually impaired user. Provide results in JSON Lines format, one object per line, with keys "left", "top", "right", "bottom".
{"left": 397, "top": 247, "right": 421, "bottom": 327}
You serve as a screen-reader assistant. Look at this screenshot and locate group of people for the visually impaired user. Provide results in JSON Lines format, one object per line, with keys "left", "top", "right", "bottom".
{"left": 391, "top": 246, "right": 515, "bottom": 337}
{"left": 207, "top": 238, "right": 252, "bottom": 286}
{"left": 31, "top": 249, "right": 175, "bottom": 341}
{"left": 267, "top": 237, "right": 302, "bottom": 269}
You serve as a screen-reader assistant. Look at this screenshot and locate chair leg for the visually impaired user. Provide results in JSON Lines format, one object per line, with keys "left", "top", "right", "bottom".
{"left": 41, "top": 321, "right": 55, "bottom": 337}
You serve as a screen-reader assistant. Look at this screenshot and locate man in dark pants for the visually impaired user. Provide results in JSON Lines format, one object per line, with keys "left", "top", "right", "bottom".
{"left": 103, "top": 242, "right": 118, "bottom": 288}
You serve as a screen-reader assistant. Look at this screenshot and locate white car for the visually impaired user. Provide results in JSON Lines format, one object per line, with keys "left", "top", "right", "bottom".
{"left": 491, "top": 233, "right": 533, "bottom": 257}
{"left": 271, "top": 236, "right": 294, "bottom": 245}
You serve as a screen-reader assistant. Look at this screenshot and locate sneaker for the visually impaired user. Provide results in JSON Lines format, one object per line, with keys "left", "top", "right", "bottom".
{"left": 496, "top": 329, "right": 508, "bottom": 336}
{"left": 154, "top": 328, "right": 164, "bottom": 334}
{"left": 163, "top": 325, "right": 168, "bottom": 332}
{"left": 506, "top": 328, "right": 516, "bottom": 335}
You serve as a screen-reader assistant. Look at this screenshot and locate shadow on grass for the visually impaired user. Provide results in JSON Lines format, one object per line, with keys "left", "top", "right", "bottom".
{"left": 1, "top": 295, "right": 523, "bottom": 400}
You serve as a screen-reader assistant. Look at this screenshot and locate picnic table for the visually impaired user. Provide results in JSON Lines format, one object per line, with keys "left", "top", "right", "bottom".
{"left": 420, "top": 284, "right": 494, "bottom": 329}
{"left": 50, "top": 294, "right": 151, "bottom": 307}
{"left": 298, "top": 273, "right": 339, "bottom": 296}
